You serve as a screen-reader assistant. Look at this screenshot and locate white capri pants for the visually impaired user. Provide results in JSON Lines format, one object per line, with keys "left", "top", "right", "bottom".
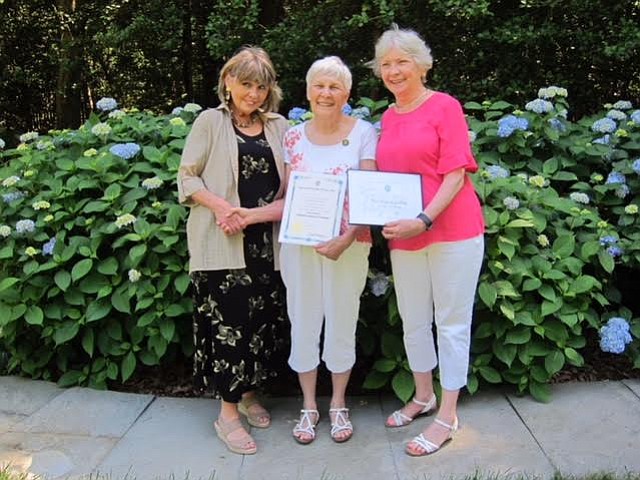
{"left": 280, "top": 241, "right": 370, "bottom": 373}
{"left": 390, "top": 235, "right": 484, "bottom": 390}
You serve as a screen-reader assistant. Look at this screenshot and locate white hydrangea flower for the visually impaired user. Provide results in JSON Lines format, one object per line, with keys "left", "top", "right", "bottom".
{"left": 2, "top": 175, "right": 20, "bottom": 187}
{"left": 128, "top": 269, "right": 142, "bottom": 282}
{"left": 91, "top": 122, "right": 112, "bottom": 137}
{"left": 32, "top": 200, "right": 51, "bottom": 210}
{"left": 142, "top": 177, "right": 163, "bottom": 190}
{"left": 569, "top": 192, "right": 590, "bottom": 204}
{"left": 0, "top": 138, "right": 5, "bottom": 149}
{"left": 25, "top": 246, "right": 38, "bottom": 257}
{"left": 0, "top": 225, "right": 11, "bottom": 237}
{"left": 83, "top": 148, "right": 98, "bottom": 157}
{"left": 537, "top": 234, "right": 550, "bottom": 247}
{"left": 108, "top": 109, "right": 126, "bottom": 119}
{"left": 184, "top": 103, "right": 202, "bottom": 113}
{"left": 115, "top": 213, "right": 136, "bottom": 228}
{"left": 169, "top": 117, "right": 186, "bottom": 127}
{"left": 19, "top": 131, "right": 39, "bottom": 143}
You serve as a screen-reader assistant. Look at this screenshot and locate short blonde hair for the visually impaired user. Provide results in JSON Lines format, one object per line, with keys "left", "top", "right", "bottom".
{"left": 305, "top": 56, "right": 352, "bottom": 96}
{"left": 369, "top": 24, "right": 433, "bottom": 78}
{"left": 217, "top": 46, "right": 282, "bottom": 113}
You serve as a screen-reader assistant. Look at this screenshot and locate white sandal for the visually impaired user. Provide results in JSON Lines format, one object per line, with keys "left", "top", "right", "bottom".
{"left": 406, "top": 417, "right": 459, "bottom": 457}
{"left": 292, "top": 409, "right": 319, "bottom": 445}
{"left": 329, "top": 407, "right": 353, "bottom": 443}
{"left": 386, "top": 395, "right": 437, "bottom": 428}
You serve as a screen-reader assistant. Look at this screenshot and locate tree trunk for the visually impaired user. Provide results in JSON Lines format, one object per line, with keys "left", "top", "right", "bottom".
{"left": 181, "top": 0, "right": 194, "bottom": 101}
{"left": 259, "top": 0, "right": 284, "bottom": 27}
{"left": 192, "top": 0, "right": 217, "bottom": 107}
{"left": 55, "top": 0, "right": 82, "bottom": 128}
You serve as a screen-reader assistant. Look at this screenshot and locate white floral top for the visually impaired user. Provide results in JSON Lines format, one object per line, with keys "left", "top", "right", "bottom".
{"left": 283, "top": 118, "right": 378, "bottom": 242}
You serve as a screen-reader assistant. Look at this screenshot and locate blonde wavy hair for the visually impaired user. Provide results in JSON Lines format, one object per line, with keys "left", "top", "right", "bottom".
{"left": 217, "top": 46, "right": 282, "bottom": 113}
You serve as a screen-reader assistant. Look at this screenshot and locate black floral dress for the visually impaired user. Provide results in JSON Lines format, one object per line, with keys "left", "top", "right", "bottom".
{"left": 191, "top": 127, "right": 286, "bottom": 402}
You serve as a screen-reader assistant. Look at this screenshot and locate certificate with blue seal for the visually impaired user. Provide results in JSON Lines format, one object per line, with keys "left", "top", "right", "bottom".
{"left": 279, "top": 171, "right": 347, "bottom": 246}
{"left": 347, "top": 170, "right": 423, "bottom": 226}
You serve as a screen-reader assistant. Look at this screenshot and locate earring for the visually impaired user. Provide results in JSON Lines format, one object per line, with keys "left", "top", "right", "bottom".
{"left": 225, "top": 89, "right": 231, "bottom": 103}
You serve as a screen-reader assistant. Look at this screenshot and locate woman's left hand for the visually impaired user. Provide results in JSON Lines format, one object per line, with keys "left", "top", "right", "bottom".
{"left": 382, "top": 219, "right": 425, "bottom": 240}
{"left": 314, "top": 233, "right": 354, "bottom": 261}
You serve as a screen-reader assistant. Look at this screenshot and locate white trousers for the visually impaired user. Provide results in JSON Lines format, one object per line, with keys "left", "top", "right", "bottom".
{"left": 280, "top": 241, "right": 370, "bottom": 373}
{"left": 390, "top": 235, "right": 484, "bottom": 390}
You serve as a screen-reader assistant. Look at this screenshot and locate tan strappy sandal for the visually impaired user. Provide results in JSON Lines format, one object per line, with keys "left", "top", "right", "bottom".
{"left": 406, "top": 416, "right": 459, "bottom": 457}
{"left": 238, "top": 396, "right": 271, "bottom": 428}
{"left": 385, "top": 394, "right": 437, "bottom": 428}
{"left": 214, "top": 417, "right": 257, "bottom": 455}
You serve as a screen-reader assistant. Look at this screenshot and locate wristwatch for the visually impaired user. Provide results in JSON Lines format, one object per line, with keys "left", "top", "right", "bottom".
{"left": 416, "top": 212, "right": 433, "bottom": 230}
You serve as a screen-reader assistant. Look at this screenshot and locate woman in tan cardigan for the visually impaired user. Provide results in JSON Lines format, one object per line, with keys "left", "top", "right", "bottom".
{"left": 177, "top": 47, "right": 289, "bottom": 455}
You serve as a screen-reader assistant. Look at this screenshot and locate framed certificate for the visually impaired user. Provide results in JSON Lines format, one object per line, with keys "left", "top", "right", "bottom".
{"left": 347, "top": 170, "right": 423, "bottom": 226}
{"left": 279, "top": 171, "right": 346, "bottom": 246}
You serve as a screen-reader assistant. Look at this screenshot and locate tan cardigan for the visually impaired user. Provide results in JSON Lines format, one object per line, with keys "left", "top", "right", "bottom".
{"left": 177, "top": 105, "right": 289, "bottom": 273}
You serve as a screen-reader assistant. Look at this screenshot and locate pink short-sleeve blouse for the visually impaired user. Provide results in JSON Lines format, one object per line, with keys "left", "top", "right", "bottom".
{"left": 376, "top": 92, "right": 485, "bottom": 251}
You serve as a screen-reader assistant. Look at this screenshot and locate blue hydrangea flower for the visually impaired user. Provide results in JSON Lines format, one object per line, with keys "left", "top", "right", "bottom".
{"left": 548, "top": 118, "right": 566, "bottom": 132}
{"left": 96, "top": 97, "right": 118, "bottom": 112}
{"left": 607, "top": 245, "right": 623, "bottom": 257}
{"left": 615, "top": 184, "right": 630, "bottom": 199}
{"left": 171, "top": 107, "right": 184, "bottom": 115}
{"left": 525, "top": 99, "right": 553, "bottom": 114}
{"left": 606, "top": 110, "right": 627, "bottom": 121}
{"left": 342, "top": 104, "right": 353, "bottom": 115}
{"left": 593, "top": 134, "right": 611, "bottom": 145}
{"left": 631, "top": 110, "right": 640, "bottom": 124}
{"left": 592, "top": 118, "right": 617, "bottom": 133}
{"left": 42, "top": 237, "right": 56, "bottom": 256}
{"left": 612, "top": 100, "right": 632, "bottom": 110}
{"left": 350, "top": 106, "right": 371, "bottom": 119}
{"left": 368, "top": 273, "right": 390, "bottom": 297}
{"left": 2, "top": 191, "right": 25, "bottom": 203}
{"left": 15, "top": 219, "right": 35, "bottom": 234}
{"left": 632, "top": 159, "right": 640, "bottom": 174}
{"left": 288, "top": 107, "right": 308, "bottom": 121}
{"left": 497, "top": 115, "right": 529, "bottom": 137}
{"left": 109, "top": 143, "right": 141, "bottom": 159}
{"left": 486, "top": 165, "right": 510, "bottom": 179}
{"left": 599, "top": 317, "right": 633, "bottom": 354}
{"left": 605, "top": 171, "right": 626, "bottom": 184}
{"left": 503, "top": 196, "right": 520, "bottom": 210}
{"left": 599, "top": 235, "right": 617, "bottom": 247}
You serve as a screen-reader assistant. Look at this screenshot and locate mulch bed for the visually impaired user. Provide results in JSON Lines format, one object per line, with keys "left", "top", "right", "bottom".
{"left": 111, "top": 331, "right": 639, "bottom": 398}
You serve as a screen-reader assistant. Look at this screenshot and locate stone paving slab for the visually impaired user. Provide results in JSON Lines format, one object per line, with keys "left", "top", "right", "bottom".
{"left": 508, "top": 381, "right": 640, "bottom": 476}
{"left": 0, "top": 431, "right": 117, "bottom": 479}
{"left": 243, "top": 395, "right": 397, "bottom": 480}
{"left": 95, "top": 396, "right": 241, "bottom": 480}
{"left": 623, "top": 378, "right": 640, "bottom": 398}
{"left": 384, "top": 389, "right": 553, "bottom": 480}
{"left": 14, "top": 386, "right": 154, "bottom": 438}
{"left": 0, "top": 376, "right": 64, "bottom": 431}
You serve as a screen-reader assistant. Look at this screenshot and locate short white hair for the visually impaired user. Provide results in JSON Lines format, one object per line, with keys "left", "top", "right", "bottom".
{"left": 369, "top": 24, "right": 433, "bottom": 77}
{"left": 305, "top": 56, "right": 352, "bottom": 94}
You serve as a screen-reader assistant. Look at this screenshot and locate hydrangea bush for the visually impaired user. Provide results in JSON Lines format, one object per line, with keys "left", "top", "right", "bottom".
{"left": 1, "top": 90, "right": 638, "bottom": 400}
{"left": 0, "top": 100, "right": 200, "bottom": 388}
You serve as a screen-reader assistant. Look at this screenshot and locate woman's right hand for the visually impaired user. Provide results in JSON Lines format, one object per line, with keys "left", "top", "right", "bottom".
{"left": 213, "top": 201, "right": 244, "bottom": 235}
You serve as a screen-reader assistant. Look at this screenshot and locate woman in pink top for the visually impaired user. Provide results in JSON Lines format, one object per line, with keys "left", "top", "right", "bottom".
{"left": 369, "top": 25, "right": 485, "bottom": 456}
